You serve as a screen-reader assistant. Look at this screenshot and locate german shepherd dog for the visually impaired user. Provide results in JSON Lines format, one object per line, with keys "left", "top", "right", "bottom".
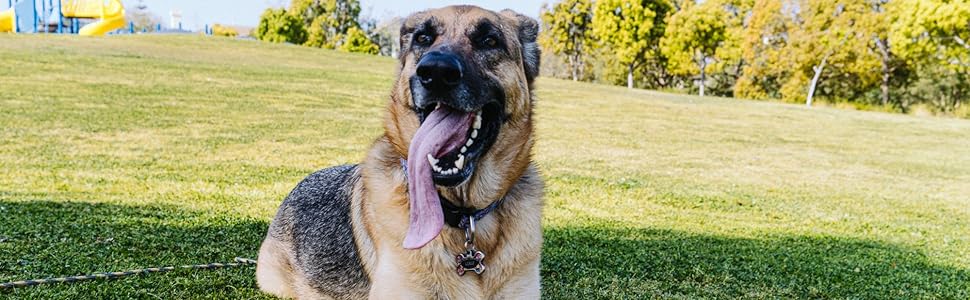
{"left": 255, "top": 6, "right": 543, "bottom": 299}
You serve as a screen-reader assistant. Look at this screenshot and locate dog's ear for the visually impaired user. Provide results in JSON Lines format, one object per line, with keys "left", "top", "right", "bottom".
{"left": 500, "top": 9, "right": 541, "bottom": 81}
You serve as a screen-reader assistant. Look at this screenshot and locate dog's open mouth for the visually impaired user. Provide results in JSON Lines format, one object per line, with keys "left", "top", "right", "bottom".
{"left": 403, "top": 101, "right": 501, "bottom": 249}
{"left": 416, "top": 102, "right": 501, "bottom": 186}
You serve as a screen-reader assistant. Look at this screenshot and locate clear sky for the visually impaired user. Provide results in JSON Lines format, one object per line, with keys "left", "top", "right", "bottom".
{"left": 120, "top": 0, "right": 546, "bottom": 31}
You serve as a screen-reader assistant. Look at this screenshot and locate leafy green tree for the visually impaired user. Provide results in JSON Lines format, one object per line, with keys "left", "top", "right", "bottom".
{"left": 637, "top": 0, "right": 675, "bottom": 89}
{"left": 293, "top": 0, "right": 362, "bottom": 49}
{"left": 709, "top": 0, "right": 752, "bottom": 96}
{"left": 890, "top": 0, "right": 969, "bottom": 68}
{"left": 890, "top": 0, "right": 969, "bottom": 113}
{"left": 734, "top": 0, "right": 792, "bottom": 99}
{"left": 782, "top": 0, "right": 880, "bottom": 106}
{"left": 322, "top": 0, "right": 362, "bottom": 37}
{"left": 338, "top": 26, "right": 380, "bottom": 54}
{"left": 862, "top": 0, "right": 899, "bottom": 107}
{"left": 289, "top": 0, "right": 326, "bottom": 26}
{"left": 304, "top": 16, "right": 333, "bottom": 48}
{"left": 540, "top": 0, "right": 595, "bottom": 81}
{"left": 592, "top": 0, "right": 663, "bottom": 89}
{"left": 255, "top": 8, "right": 308, "bottom": 44}
{"left": 661, "top": 0, "right": 742, "bottom": 96}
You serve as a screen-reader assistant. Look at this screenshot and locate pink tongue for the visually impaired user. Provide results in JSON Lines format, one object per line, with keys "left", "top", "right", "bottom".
{"left": 404, "top": 106, "right": 474, "bottom": 249}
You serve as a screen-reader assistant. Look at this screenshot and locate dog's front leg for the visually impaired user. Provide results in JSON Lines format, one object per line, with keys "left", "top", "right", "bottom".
{"left": 489, "top": 258, "right": 541, "bottom": 299}
{"left": 368, "top": 252, "right": 427, "bottom": 300}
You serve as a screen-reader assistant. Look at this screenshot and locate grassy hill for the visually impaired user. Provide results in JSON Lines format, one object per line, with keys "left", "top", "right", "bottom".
{"left": 0, "top": 35, "right": 967, "bottom": 299}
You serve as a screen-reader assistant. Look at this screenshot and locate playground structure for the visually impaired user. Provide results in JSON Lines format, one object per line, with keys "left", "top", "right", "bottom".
{"left": 0, "top": 0, "right": 125, "bottom": 36}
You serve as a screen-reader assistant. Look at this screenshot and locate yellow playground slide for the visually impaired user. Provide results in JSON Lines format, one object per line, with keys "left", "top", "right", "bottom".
{"left": 62, "top": 0, "right": 125, "bottom": 36}
{"left": 0, "top": 7, "right": 13, "bottom": 33}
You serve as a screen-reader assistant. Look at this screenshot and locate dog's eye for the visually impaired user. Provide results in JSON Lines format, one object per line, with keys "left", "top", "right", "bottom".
{"left": 415, "top": 33, "right": 434, "bottom": 46}
{"left": 480, "top": 36, "right": 498, "bottom": 48}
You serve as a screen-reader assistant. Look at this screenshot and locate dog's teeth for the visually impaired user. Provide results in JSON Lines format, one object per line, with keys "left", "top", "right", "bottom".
{"left": 434, "top": 165, "right": 443, "bottom": 172}
{"left": 450, "top": 168, "right": 459, "bottom": 174}
{"left": 466, "top": 139, "right": 473, "bottom": 147}
{"left": 473, "top": 114, "right": 482, "bottom": 129}
{"left": 427, "top": 154, "right": 439, "bottom": 166}
{"left": 460, "top": 146, "right": 467, "bottom": 153}
{"left": 456, "top": 155, "right": 465, "bottom": 169}
{"left": 471, "top": 129, "right": 478, "bottom": 139}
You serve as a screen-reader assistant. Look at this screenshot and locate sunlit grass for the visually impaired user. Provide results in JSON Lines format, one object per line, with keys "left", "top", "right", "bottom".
{"left": 1, "top": 35, "right": 968, "bottom": 298}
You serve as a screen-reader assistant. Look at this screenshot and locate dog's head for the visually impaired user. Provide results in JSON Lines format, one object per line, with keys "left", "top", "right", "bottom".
{"left": 384, "top": 6, "right": 540, "bottom": 248}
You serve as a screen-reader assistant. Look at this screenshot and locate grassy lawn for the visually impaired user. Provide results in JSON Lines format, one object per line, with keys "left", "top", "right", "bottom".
{"left": 0, "top": 35, "right": 968, "bottom": 299}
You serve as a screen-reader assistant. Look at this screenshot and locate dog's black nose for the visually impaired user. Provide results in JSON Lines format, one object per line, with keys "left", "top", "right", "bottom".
{"left": 416, "top": 52, "right": 462, "bottom": 92}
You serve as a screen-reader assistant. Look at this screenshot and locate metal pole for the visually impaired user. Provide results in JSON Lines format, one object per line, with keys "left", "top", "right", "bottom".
{"left": 41, "top": 0, "right": 45, "bottom": 33}
{"left": 32, "top": 0, "right": 37, "bottom": 33}
{"left": 56, "top": 0, "right": 61, "bottom": 33}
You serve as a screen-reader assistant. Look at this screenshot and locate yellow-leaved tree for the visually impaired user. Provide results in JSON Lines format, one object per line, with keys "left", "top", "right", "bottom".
{"left": 592, "top": 0, "right": 664, "bottom": 89}
{"left": 540, "top": 0, "right": 595, "bottom": 81}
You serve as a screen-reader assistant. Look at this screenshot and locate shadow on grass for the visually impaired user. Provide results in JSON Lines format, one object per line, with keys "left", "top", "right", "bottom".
{"left": 0, "top": 198, "right": 272, "bottom": 299}
{"left": 4, "top": 198, "right": 967, "bottom": 299}
{"left": 542, "top": 225, "right": 969, "bottom": 299}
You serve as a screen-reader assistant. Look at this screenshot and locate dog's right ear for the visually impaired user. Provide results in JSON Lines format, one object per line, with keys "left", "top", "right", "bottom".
{"left": 500, "top": 9, "right": 541, "bottom": 82}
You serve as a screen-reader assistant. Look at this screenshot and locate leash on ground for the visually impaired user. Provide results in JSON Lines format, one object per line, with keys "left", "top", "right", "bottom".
{"left": 0, "top": 257, "right": 256, "bottom": 290}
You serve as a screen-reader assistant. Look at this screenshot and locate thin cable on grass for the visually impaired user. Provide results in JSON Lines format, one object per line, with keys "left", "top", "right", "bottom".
{"left": 0, "top": 257, "right": 257, "bottom": 289}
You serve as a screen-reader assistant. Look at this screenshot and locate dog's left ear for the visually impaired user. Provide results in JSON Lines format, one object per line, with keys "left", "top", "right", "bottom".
{"left": 501, "top": 9, "right": 540, "bottom": 81}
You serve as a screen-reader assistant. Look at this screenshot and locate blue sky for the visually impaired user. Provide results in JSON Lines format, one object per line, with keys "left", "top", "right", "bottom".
{"left": 120, "top": 0, "right": 546, "bottom": 30}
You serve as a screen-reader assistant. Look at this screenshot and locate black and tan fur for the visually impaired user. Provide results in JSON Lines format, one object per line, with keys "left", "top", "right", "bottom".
{"left": 256, "top": 5, "right": 543, "bottom": 299}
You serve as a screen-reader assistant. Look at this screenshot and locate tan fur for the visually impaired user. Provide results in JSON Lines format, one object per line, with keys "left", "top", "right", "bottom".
{"left": 257, "top": 5, "right": 543, "bottom": 299}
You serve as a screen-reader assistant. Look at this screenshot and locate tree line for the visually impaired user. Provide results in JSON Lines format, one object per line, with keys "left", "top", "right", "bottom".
{"left": 254, "top": 0, "right": 381, "bottom": 55}
{"left": 539, "top": 0, "right": 969, "bottom": 117}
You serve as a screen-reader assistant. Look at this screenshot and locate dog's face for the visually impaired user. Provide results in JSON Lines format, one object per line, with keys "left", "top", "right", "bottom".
{"left": 387, "top": 6, "right": 540, "bottom": 190}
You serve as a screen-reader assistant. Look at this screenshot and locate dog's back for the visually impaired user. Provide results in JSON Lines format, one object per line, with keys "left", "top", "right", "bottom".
{"left": 257, "top": 165, "right": 370, "bottom": 299}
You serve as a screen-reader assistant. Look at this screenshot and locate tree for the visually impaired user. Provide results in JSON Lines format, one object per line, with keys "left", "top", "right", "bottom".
{"left": 128, "top": 0, "right": 162, "bottom": 32}
{"left": 661, "top": 0, "right": 733, "bottom": 96}
{"left": 890, "top": 0, "right": 969, "bottom": 72}
{"left": 321, "top": 0, "right": 362, "bottom": 37}
{"left": 294, "top": 0, "right": 363, "bottom": 49}
{"left": 869, "top": 1, "right": 895, "bottom": 107}
{"left": 782, "top": 0, "right": 880, "bottom": 106}
{"left": 890, "top": 0, "right": 970, "bottom": 113}
{"left": 304, "top": 16, "right": 332, "bottom": 48}
{"left": 339, "top": 27, "right": 379, "bottom": 54}
{"left": 255, "top": 8, "right": 308, "bottom": 44}
{"left": 540, "top": 0, "right": 595, "bottom": 81}
{"left": 734, "top": 0, "right": 792, "bottom": 100}
{"left": 369, "top": 16, "right": 403, "bottom": 57}
{"left": 592, "top": 0, "right": 662, "bottom": 89}
{"left": 289, "top": 0, "right": 326, "bottom": 27}
{"left": 708, "top": 0, "right": 752, "bottom": 96}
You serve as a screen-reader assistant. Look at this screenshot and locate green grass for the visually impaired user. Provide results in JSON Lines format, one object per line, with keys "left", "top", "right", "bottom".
{"left": 0, "top": 35, "right": 967, "bottom": 299}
